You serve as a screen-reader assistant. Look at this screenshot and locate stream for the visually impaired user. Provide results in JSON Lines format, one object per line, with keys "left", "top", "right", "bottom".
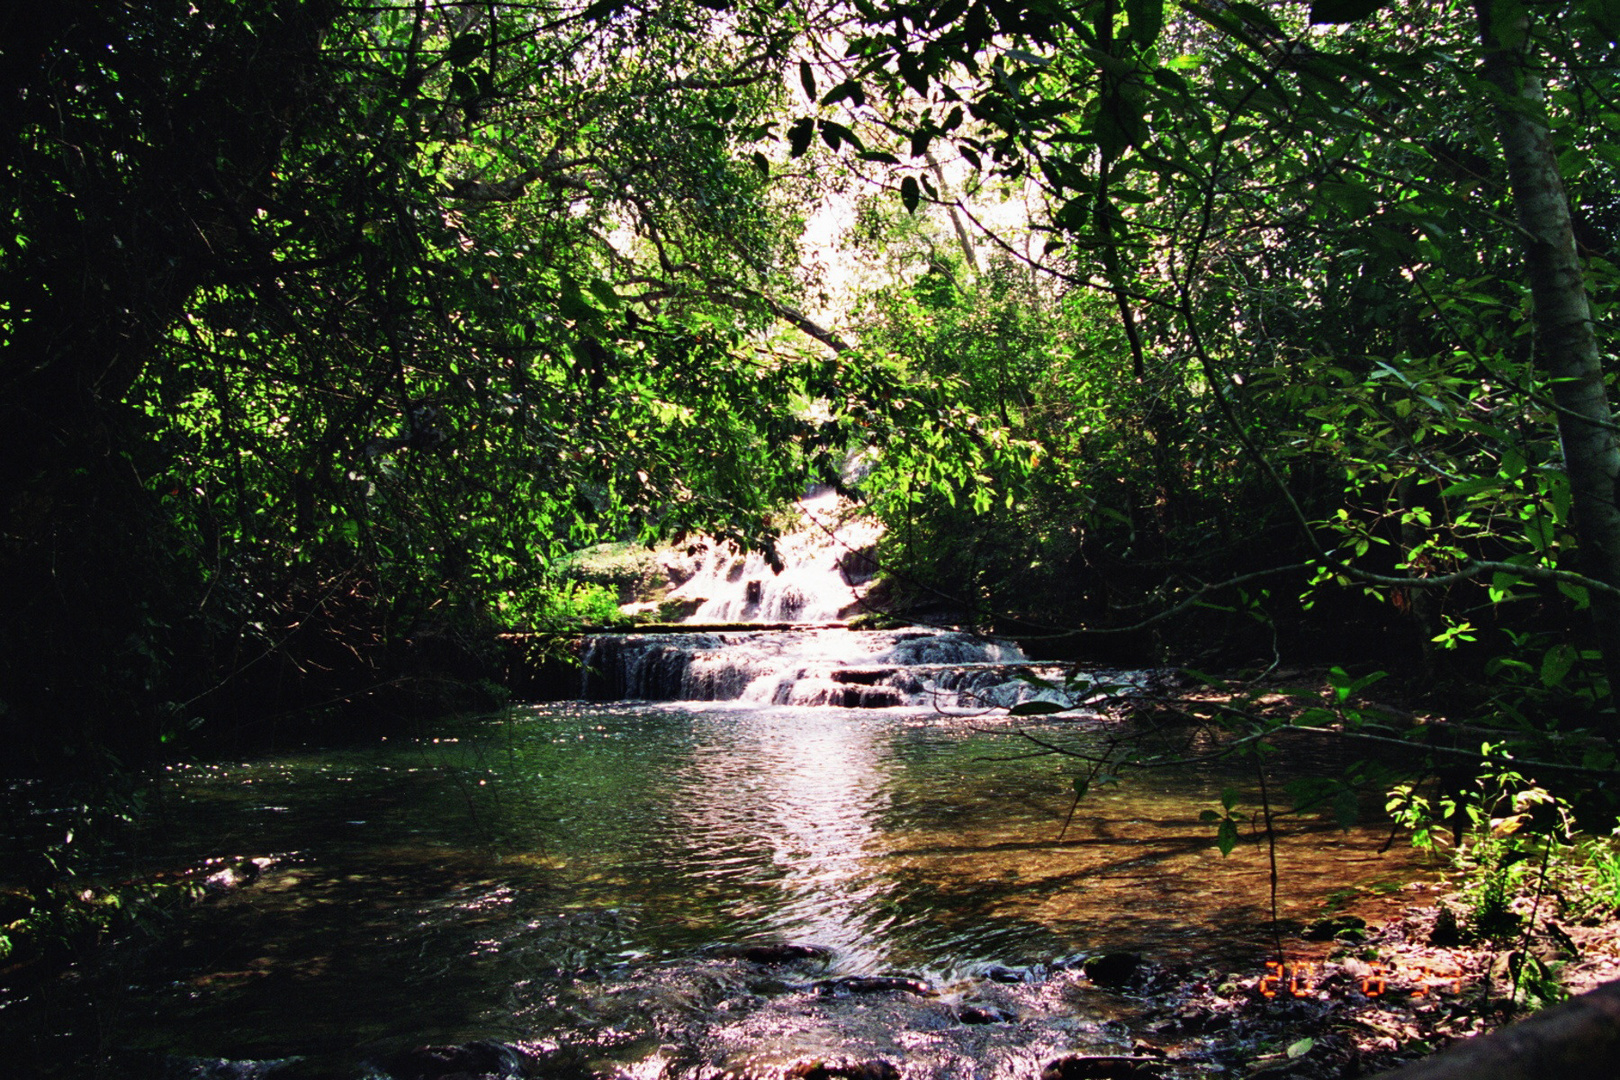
{"left": 1, "top": 501, "right": 1433, "bottom": 1079}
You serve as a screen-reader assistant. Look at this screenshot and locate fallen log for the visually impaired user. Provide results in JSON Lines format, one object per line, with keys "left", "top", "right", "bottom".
{"left": 1373, "top": 978, "right": 1620, "bottom": 1079}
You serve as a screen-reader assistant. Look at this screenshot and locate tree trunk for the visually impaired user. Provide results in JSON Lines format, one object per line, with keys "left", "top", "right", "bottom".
{"left": 1372, "top": 976, "right": 1620, "bottom": 1079}
{"left": 1476, "top": 0, "right": 1620, "bottom": 727}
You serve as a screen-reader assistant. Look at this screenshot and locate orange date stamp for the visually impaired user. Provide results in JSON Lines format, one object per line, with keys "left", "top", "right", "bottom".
{"left": 1257, "top": 959, "right": 1465, "bottom": 999}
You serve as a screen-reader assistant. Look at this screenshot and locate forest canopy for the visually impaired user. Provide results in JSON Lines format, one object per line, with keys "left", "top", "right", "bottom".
{"left": 2, "top": 0, "right": 1617, "bottom": 808}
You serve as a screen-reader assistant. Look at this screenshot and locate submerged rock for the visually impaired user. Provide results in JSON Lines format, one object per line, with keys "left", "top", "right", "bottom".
{"left": 816, "top": 975, "right": 937, "bottom": 997}
{"left": 981, "top": 964, "right": 1033, "bottom": 984}
{"left": 956, "top": 1004, "right": 1014, "bottom": 1024}
{"left": 725, "top": 943, "right": 834, "bottom": 965}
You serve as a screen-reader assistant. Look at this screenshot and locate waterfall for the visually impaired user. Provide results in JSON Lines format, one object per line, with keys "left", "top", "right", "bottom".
{"left": 663, "top": 486, "right": 881, "bottom": 624}
{"left": 582, "top": 486, "right": 1133, "bottom": 711}
{"left": 579, "top": 626, "right": 1113, "bottom": 711}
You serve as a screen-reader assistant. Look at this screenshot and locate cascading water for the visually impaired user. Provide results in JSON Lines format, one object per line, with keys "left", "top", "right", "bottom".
{"left": 584, "top": 489, "right": 1115, "bottom": 711}
{"left": 666, "top": 485, "right": 883, "bottom": 623}
{"left": 581, "top": 626, "right": 1083, "bottom": 709}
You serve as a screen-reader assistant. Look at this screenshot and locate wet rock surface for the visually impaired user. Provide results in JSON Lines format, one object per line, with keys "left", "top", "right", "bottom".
{"left": 816, "top": 975, "right": 939, "bottom": 997}
{"left": 718, "top": 943, "right": 836, "bottom": 965}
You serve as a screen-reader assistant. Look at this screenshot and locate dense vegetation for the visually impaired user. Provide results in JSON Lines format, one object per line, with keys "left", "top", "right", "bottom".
{"left": 3, "top": 0, "right": 1618, "bottom": 863}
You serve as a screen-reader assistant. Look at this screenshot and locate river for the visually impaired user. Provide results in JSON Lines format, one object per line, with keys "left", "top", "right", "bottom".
{"left": 4, "top": 698, "right": 1429, "bottom": 1079}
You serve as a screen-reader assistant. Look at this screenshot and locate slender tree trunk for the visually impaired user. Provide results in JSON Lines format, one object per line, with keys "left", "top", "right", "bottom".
{"left": 1476, "top": 0, "right": 1620, "bottom": 726}
{"left": 924, "top": 152, "right": 980, "bottom": 278}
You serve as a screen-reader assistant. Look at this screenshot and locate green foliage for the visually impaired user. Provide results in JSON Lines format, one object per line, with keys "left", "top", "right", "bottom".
{"left": 1571, "top": 830, "right": 1620, "bottom": 918}
{"left": 1452, "top": 831, "right": 1532, "bottom": 938}
{"left": 1, "top": 0, "right": 846, "bottom": 767}
{"left": 510, "top": 582, "right": 628, "bottom": 632}
{"left": 1200, "top": 787, "right": 1246, "bottom": 857}
{"left": 807, "top": 0, "right": 1620, "bottom": 858}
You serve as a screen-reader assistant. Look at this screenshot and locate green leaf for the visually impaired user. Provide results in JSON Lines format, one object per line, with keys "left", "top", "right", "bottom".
{"left": 1349, "top": 670, "right": 1388, "bottom": 697}
{"left": 900, "top": 174, "right": 920, "bottom": 214}
{"left": 1441, "top": 476, "right": 1502, "bottom": 499}
{"left": 799, "top": 59, "right": 817, "bottom": 101}
{"left": 1332, "top": 789, "right": 1359, "bottom": 829}
{"left": 1180, "top": 668, "right": 1228, "bottom": 690}
{"left": 1541, "top": 643, "right": 1577, "bottom": 688}
{"left": 819, "top": 119, "right": 863, "bottom": 152}
{"left": 586, "top": 279, "right": 620, "bottom": 309}
{"left": 1286, "top": 1037, "right": 1315, "bottom": 1059}
{"left": 1216, "top": 817, "right": 1240, "bottom": 857}
{"left": 1199, "top": 809, "right": 1221, "bottom": 823}
{"left": 1010, "top": 699, "right": 1070, "bottom": 715}
{"left": 1326, "top": 665, "right": 1353, "bottom": 701}
{"left": 787, "top": 117, "right": 815, "bottom": 157}
{"left": 445, "top": 32, "right": 485, "bottom": 67}
{"left": 1126, "top": 0, "right": 1164, "bottom": 44}
{"left": 1557, "top": 580, "right": 1590, "bottom": 610}
{"left": 1072, "top": 777, "right": 1090, "bottom": 799}
{"left": 821, "top": 79, "right": 866, "bottom": 108}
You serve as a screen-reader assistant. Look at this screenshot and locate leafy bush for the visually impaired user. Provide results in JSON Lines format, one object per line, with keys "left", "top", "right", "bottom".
{"left": 505, "top": 582, "right": 628, "bottom": 632}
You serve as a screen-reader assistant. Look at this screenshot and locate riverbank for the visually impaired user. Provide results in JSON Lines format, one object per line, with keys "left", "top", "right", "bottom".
{"left": 1102, "top": 878, "right": 1620, "bottom": 1078}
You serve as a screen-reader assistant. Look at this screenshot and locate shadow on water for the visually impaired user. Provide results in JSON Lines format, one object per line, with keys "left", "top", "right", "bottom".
{"left": 1, "top": 702, "right": 1436, "bottom": 1078}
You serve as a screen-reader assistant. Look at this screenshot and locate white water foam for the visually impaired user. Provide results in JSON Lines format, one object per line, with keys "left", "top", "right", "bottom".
{"left": 663, "top": 487, "right": 882, "bottom": 623}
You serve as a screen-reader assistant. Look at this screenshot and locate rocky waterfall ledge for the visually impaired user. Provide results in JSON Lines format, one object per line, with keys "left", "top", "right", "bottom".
{"left": 577, "top": 625, "right": 1114, "bottom": 711}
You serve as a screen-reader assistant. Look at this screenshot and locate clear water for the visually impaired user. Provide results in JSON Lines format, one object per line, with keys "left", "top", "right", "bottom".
{"left": 3, "top": 702, "right": 1431, "bottom": 1077}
